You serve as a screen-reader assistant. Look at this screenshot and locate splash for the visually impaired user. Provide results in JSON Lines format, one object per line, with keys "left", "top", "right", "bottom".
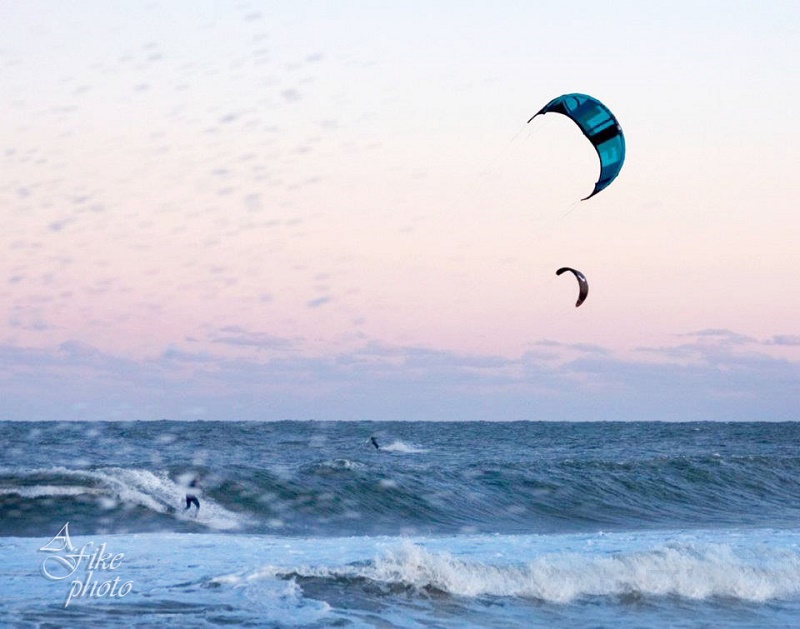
{"left": 0, "top": 466, "right": 245, "bottom": 531}
{"left": 265, "top": 540, "right": 800, "bottom": 603}
{"left": 380, "top": 441, "right": 428, "bottom": 454}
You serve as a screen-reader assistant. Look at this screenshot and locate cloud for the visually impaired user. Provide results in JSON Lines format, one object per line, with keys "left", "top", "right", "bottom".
{"left": 769, "top": 335, "right": 800, "bottom": 346}
{"left": 160, "top": 346, "right": 215, "bottom": 363}
{"left": 530, "top": 340, "right": 610, "bottom": 355}
{"left": 8, "top": 317, "right": 60, "bottom": 332}
{"left": 281, "top": 89, "right": 301, "bottom": 102}
{"left": 680, "top": 329, "right": 758, "bottom": 345}
{"left": 209, "top": 325, "right": 298, "bottom": 350}
{"left": 306, "top": 296, "right": 332, "bottom": 309}
{"left": 0, "top": 330, "right": 798, "bottom": 422}
{"left": 637, "top": 329, "right": 766, "bottom": 365}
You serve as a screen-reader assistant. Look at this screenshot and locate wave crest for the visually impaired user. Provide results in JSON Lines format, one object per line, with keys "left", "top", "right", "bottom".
{"left": 273, "top": 541, "right": 800, "bottom": 603}
{"left": 0, "top": 466, "right": 245, "bottom": 531}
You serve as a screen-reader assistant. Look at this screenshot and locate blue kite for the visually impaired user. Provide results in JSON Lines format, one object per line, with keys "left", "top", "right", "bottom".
{"left": 529, "top": 93, "right": 625, "bottom": 200}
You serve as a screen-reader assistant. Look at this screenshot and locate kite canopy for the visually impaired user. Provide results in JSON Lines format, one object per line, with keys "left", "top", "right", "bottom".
{"left": 556, "top": 267, "right": 588, "bottom": 307}
{"left": 529, "top": 93, "right": 625, "bottom": 200}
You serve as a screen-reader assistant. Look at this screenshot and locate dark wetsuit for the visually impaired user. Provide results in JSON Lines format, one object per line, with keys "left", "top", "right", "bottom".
{"left": 370, "top": 437, "right": 380, "bottom": 450}
{"left": 185, "top": 479, "right": 200, "bottom": 511}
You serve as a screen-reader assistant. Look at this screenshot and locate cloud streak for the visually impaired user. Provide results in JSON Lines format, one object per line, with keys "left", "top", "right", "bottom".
{"left": 1, "top": 329, "right": 797, "bottom": 422}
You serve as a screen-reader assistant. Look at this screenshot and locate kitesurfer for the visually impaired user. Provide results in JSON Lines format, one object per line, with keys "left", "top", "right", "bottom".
{"left": 184, "top": 477, "right": 200, "bottom": 513}
{"left": 370, "top": 436, "right": 380, "bottom": 450}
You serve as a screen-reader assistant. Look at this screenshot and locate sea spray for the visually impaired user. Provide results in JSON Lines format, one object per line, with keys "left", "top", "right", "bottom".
{"left": 261, "top": 538, "right": 800, "bottom": 604}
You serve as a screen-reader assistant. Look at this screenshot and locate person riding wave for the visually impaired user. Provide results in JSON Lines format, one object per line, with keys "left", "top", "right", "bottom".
{"left": 184, "top": 477, "right": 201, "bottom": 514}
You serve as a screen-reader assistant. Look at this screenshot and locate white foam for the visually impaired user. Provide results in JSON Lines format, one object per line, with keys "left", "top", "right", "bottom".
{"left": 2, "top": 466, "right": 246, "bottom": 531}
{"left": 317, "top": 459, "right": 364, "bottom": 471}
{"left": 0, "top": 485, "right": 101, "bottom": 498}
{"left": 269, "top": 539, "right": 800, "bottom": 603}
{"left": 104, "top": 467, "right": 244, "bottom": 530}
{"left": 211, "top": 568, "right": 331, "bottom": 623}
{"left": 380, "top": 440, "right": 428, "bottom": 454}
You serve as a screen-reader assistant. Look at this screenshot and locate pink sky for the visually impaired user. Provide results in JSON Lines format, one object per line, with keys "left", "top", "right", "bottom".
{"left": 1, "top": 1, "right": 799, "bottom": 420}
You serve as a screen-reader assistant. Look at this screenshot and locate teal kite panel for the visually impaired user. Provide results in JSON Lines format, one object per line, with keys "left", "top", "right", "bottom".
{"left": 529, "top": 93, "right": 625, "bottom": 200}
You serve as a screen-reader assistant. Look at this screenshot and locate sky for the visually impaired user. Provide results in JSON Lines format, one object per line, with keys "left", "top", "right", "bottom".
{"left": 1, "top": 0, "right": 799, "bottom": 421}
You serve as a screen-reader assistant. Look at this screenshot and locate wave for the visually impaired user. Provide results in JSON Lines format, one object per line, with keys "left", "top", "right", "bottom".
{"left": 0, "top": 466, "right": 246, "bottom": 533}
{"left": 4, "top": 421, "right": 800, "bottom": 537}
{"left": 5, "top": 451, "right": 800, "bottom": 537}
{"left": 380, "top": 440, "right": 428, "bottom": 454}
{"left": 243, "top": 541, "right": 800, "bottom": 604}
{"left": 303, "top": 459, "right": 365, "bottom": 473}
{"left": 0, "top": 485, "right": 103, "bottom": 498}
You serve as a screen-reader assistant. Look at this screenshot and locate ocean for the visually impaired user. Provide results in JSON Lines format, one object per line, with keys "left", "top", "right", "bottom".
{"left": 2, "top": 420, "right": 800, "bottom": 628}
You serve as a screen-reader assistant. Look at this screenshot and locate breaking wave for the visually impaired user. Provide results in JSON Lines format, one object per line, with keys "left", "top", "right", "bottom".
{"left": 251, "top": 541, "right": 800, "bottom": 604}
{"left": 0, "top": 466, "right": 245, "bottom": 534}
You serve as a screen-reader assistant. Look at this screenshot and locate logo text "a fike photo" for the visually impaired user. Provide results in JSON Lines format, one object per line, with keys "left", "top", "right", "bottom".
{"left": 38, "top": 522, "right": 133, "bottom": 608}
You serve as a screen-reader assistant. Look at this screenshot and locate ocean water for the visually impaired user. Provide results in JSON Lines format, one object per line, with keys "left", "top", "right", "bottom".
{"left": 2, "top": 420, "right": 800, "bottom": 628}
